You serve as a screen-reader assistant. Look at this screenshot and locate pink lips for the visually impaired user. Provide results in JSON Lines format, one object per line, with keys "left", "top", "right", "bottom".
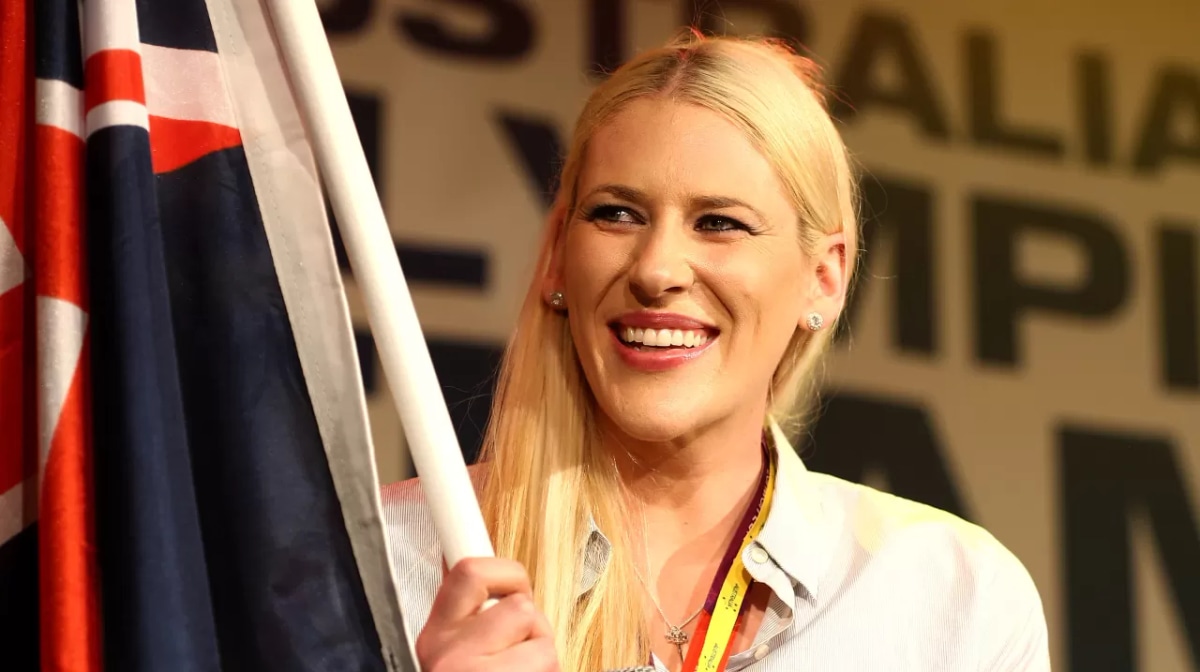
{"left": 609, "top": 311, "right": 719, "bottom": 372}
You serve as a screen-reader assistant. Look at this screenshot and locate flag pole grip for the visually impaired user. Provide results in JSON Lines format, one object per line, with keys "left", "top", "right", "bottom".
{"left": 264, "top": 0, "right": 495, "bottom": 570}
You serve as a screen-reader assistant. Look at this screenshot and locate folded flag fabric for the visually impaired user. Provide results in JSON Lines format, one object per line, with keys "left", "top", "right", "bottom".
{"left": 0, "top": 0, "right": 410, "bottom": 669}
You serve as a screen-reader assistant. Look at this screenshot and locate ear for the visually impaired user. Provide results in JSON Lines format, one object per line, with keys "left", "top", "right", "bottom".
{"left": 801, "top": 230, "right": 848, "bottom": 329}
{"left": 539, "top": 199, "right": 571, "bottom": 305}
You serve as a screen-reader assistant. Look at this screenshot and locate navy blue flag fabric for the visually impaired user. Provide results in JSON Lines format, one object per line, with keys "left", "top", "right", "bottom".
{"left": 85, "top": 0, "right": 390, "bottom": 669}
{"left": 0, "top": 0, "right": 409, "bottom": 669}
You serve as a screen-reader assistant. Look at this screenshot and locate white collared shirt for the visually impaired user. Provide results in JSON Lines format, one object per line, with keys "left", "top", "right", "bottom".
{"left": 381, "top": 424, "right": 1051, "bottom": 671}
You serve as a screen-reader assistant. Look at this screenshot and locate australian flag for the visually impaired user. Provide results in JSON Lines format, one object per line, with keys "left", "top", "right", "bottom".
{"left": 0, "top": 0, "right": 410, "bottom": 670}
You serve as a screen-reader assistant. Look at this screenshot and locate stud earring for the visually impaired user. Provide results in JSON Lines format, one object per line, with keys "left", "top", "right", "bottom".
{"left": 549, "top": 291, "right": 565, "bottom": 309}
{"left": 805, "top": 312, "right": 824, "bottom": 332}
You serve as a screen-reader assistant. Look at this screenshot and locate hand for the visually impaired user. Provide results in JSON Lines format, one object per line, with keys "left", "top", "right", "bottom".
{"left": 415, "top": 557, "right": 561, "bottom": 672}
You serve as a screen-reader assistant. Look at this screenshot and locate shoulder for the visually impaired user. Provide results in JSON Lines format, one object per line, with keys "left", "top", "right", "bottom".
{"left": 810, "top": 474, "right": 1050, "bottom": 670}
{"left": 380, "top": 464, "right": 489, "bottom": 546}
{"left": 378, "top": 476, "right": 443, "bottom": 638}
{"left": 811, "top": 472, "right": 1006, "bottom": 565}
{"left": 379, "top": 465, "right": 490, "bottom": 638}
{"left": 380, "top": 475, "right": 441, "bottom": 560}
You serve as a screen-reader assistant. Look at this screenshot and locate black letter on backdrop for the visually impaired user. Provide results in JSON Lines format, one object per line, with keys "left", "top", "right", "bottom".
{"left": 428, "top": 342, "right": 505, "bottom": 464}
{"left": 329, "top": 91, "right": 383, "bottom": 271}
{"left": 841, "top": 175, "right": 936, "bottom": 355}
{"left": 359, "top": 334, "right": 501, "bottom": 465}
{"left": 588, "top": 0, "right": 627, "bottom": 78}
{"left": 353, "top": 331, "right": 377, "bottom": 394}
{"left": 1079, "top": 52, "right": 1114, "bottom": 167}
{"left": 1061, "top": 426, "right": 1200, "bottom": 672}
{"left": 966, "top": 31, "right": 1065, "bottom": 159}
{"left": 496, "top": 112, "right": 564, "bottom": 209}
{"left": 973, "top": 197, "right": 1128, "bottom": 366}
{"left": 320, "top": 0, "right": 373, "bottom": 34}
{"left": 683, "top": 0, "right": 809, "bottom": 49}
{"left": 397, "top": 0, "right": 535, "bottom": 61}
{"left": 831, "top": 12, "right": 950, "bottom": 140}
{"left": 362, "top": 337, "right": 505, "bottom": 464}
{"left": 1133, "top": 67, "right": 1200, "bottom": 173}
{"left": 1159, "top": 223, "right": 1200, "bottom": 391}
{"left": 803, "top": 393, "right": 970, "bottom": 520}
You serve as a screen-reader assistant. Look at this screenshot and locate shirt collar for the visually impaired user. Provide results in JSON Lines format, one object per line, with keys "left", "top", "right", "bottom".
{"left": 578, "top": 519, "right": 610, "bottom": 597}
{"left": 574, "top": 420, "right": 841, "bottom": 602}
{"left": 752, "top": 419, "right": 842, "bottom": 601}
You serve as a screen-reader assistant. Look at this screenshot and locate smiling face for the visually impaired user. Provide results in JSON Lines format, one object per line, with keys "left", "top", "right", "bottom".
{"left": 550, "top": 97, "right": 844, "bottom": 444}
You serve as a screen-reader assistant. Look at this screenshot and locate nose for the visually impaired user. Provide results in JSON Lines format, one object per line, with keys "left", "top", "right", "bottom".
{"left": 628, "top": 217, "right": 694, "bottom": 304}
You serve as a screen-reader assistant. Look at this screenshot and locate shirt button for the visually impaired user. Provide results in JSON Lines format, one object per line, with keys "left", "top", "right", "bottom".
{"left": 754, "top": 644, "right": 769, "bottom": 660}
{"left": 749, "top": 547, "right": 769, "bottom": 564}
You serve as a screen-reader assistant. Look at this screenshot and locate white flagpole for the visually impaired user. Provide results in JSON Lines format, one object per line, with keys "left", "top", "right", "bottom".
{"left": 263, "top": 0, "right": 495, "bottom": 570}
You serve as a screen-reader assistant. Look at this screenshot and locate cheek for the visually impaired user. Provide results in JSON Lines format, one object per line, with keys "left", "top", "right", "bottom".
{"left": 561, "top": 228, "right": 628, "bottom": 306}
{"left": 560, "top": 230, "right": 624, "bottom": 359}
{"left": 708, "top": 248, "right": 809, "bottom": 330}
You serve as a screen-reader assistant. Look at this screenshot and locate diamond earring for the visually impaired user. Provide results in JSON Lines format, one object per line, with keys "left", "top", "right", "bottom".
{"left": 806, "top": 312, "right": 824, "bottom": 332}
{"left": 549, "top": 291, "right": 565, "bottom": 309}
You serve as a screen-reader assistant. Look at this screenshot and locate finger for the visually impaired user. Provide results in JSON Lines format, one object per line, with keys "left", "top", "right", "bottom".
{"left": 454, "top": 593, "right": 542, "bottom": 654}
{"left": 526, "top": 598, "right": 553, "bottom": 640}
{"left": 484, "top": 637, "right": 560, "bottom": 672}
{"left": 428, "top": 557, "right": 533, "bottom": 626}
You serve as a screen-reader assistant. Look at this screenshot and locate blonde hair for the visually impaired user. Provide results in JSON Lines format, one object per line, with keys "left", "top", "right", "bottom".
{"left": 477, "top": 31, "right": 860, "bottom": 670}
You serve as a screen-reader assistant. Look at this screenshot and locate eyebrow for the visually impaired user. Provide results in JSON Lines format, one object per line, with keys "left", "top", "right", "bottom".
{"left": 582, "top": 184, "right": 767, "bottom": 221}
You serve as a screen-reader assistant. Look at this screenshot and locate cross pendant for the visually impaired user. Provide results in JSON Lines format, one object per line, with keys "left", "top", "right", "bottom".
{"left": 666, "top": 626, "right": 689, "bottom": 646}
{"left": 666, "top": 626, "right": 688, "bottom": 661}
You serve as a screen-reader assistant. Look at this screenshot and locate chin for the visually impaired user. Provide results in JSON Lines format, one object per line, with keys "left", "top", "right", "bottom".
{"left": 597, "top": 396, "right": 708, "bottom": 444}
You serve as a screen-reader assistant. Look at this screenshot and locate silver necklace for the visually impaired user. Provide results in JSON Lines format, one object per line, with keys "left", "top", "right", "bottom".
{"left": 636, "top": 507, "right": 705, "bottom": 661}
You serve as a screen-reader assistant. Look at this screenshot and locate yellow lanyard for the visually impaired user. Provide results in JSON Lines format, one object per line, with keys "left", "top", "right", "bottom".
{"left": 685, "top": 455, "right": 776, "bottom": 672}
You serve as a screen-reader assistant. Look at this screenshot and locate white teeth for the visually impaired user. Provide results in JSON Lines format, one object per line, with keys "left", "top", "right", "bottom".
{"left": 618, "top": 326, "right": 712, "bottom": 348}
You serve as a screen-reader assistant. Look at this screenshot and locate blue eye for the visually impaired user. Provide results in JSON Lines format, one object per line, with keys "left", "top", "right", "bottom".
{"left": 584, "top": 204, "right": 641, "bottom": 225}
{"left": 696, "top": 216, "right": 749, "bottom": 233}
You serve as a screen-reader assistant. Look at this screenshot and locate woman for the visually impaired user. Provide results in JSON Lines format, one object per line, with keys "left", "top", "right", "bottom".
{"left": 383, "top": 32, "right": 1050, "bottom": 672}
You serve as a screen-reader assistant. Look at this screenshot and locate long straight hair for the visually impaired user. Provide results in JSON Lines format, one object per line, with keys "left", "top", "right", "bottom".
{"left": 476, "top": 31, "right": 861, "bottom": 671}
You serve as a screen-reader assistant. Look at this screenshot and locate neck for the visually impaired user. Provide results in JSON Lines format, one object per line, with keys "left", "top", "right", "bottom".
{"left": 603, "top": 409, "right": 768, "bottom": 559}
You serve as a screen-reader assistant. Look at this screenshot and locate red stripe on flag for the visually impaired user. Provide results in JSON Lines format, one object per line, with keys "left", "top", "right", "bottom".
{"left": 34, "top": 125, "right": 86, "bottom": 307}
{"left": 149, "top": 115, "right": 242, "bottom": 174}
{"left": 40, "top": 334, "right": 102, "bottom": 671}
{"left": 84, "top": 48, "right": 145, "bottom": 113}
{"left": 35, "top": 23, "right": 100, "bottom": 666}
{"left": 0, "top": 0, "right": 29, "bottom": 252}
{"left": 0, "top": 0, "right": 33, "bottom": 505}
{"left": 0, "top": 289, "right": 31, "bottom": 496}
